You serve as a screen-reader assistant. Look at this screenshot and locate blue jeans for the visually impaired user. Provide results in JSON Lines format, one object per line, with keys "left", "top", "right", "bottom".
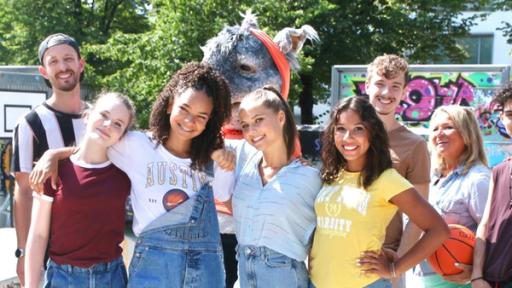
{"left": 237, "top": 245, "right": 308, "bottom": 288}
{"left": 127, "top": 181, "right": 225, "bottom": 288}
{"left": 44, "top": 257, "right": 127, "bottom": 288}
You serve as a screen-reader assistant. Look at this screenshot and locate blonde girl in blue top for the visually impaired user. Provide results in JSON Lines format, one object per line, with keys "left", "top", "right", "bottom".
{"left": 217, "top": 86, "right": 322, "bottom": 288}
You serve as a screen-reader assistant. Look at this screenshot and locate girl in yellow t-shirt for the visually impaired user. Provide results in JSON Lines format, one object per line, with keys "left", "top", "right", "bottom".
{"left": 309, "top": 96, "right": 449, "bottom": 288}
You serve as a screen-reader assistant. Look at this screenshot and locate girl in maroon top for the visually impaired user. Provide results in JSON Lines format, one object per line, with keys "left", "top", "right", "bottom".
{"left": 24, "top": 92, "right": 135, "bottom": 288}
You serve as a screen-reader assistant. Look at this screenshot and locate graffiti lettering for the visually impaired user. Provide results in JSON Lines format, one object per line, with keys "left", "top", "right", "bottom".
{"left": 354, "top": 74, "right": 475, "bottom": 122}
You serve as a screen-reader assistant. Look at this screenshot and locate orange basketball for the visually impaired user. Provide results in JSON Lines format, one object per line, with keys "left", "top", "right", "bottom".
{"left": 427, "top": 224, "right": 475, "bottom": 276}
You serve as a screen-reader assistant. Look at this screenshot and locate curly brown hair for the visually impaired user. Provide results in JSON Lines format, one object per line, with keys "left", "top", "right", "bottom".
{"left": 493, "top": 82, "right": 512, "bottom": 108}
{"left": 367, "top": 54, "right": 409, "bottom": 85}
{"left": 149, "top": 62, "right": 231, "bottom": 170}
{"left": 321, "top": 96, "right": 392, "bottom": 188}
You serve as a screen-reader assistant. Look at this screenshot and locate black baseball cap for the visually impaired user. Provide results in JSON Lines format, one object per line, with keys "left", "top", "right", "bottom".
{"left": 38, "top": 33, "right": 81, "bottom": 64}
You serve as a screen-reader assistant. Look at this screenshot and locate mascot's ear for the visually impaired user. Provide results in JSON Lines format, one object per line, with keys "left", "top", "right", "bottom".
{"left": 274, "top": 25, "right": 319, "bottom": 56}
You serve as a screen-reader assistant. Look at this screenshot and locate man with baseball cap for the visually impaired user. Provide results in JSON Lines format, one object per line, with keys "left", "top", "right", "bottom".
{"left": 11, "top": 33, "right": 87, "bottom": 286}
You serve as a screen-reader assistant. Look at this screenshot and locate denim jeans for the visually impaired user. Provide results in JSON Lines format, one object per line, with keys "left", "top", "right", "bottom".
{"left": 127, "top": 181, "right": 225, "bottom": 288}
{"left": 237, "top": 245, "right": 308, "bottom": 288}
{"left": 44, "top": 257, "right": 127, "bottom": 288}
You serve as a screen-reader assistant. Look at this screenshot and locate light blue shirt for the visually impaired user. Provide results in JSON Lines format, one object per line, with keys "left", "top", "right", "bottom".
{"left": 416, "top": 162, "right": 490, "bottom": 276}
{"left": 232, "top": 142, "right": 322, "bottom": 261}
{"left": 429, "top": 163, "right": 490, "bottom": 231}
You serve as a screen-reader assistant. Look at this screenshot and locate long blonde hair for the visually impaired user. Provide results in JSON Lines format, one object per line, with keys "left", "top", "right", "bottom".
{"left": 429, "top": 105, "right": 487, "bottom": 175}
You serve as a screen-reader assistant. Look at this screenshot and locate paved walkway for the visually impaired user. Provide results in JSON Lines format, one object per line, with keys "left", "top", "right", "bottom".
{"left": 0, "top": 228, "right": 19, "bottom": 288}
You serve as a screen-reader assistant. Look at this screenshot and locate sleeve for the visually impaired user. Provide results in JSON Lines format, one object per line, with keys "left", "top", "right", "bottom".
{"left": 380, "top": 169, "right": 414, "bottom": 202}
{"left": 300, "top": 169, "right": 322, "bottom": 244}
{"left": 11, "top": 118, "right": 34, "bottom": 173}
{"left": 467, "top": 168, "right": 491, "bottom": 223}
{"left": 212, "top": 163, "right": 235, "bottom": 202}
{"left": 234, "top": 140, "right": 258, "bottom": 177}
{"left": 107, "top": 131, "right": 144, "bottom": 172}
{"left": 406, "top": 139, "right": 430, "bottom": 184}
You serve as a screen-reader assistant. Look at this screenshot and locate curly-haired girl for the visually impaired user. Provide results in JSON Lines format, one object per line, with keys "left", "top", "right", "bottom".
{"left": 308, "top": 96, "right": 449, "bottom": 288}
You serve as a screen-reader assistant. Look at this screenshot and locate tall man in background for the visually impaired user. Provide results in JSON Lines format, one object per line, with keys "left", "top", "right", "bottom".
{"left": 366, "top": 54, "right": 431, "bottom": 288}
{"left": 11, "top": 33, "right": 86, "bottom": 286}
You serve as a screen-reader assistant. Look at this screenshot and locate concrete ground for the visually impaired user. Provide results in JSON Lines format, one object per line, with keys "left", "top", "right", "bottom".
{"left": 0, "top": 228, "right": 20, "bottom": 288}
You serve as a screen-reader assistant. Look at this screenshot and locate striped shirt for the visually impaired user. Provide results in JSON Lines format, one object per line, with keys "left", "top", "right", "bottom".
{"left": 11, "top": 102, "right": 85, "bottom": 173}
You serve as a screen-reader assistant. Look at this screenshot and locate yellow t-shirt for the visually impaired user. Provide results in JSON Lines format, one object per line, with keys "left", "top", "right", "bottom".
{"left": 309, "top": 168, "right": 413, "bottom": 288}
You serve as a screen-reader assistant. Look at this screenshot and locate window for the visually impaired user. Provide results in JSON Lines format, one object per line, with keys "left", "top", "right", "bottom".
{"left": 459, "top": 34, "right": 493, "bottom": 64}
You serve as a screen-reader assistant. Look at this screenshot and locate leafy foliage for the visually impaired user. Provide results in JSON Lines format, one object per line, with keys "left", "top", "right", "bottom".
{"left": 0, "top": 0, "right": 490, "bottom": 126}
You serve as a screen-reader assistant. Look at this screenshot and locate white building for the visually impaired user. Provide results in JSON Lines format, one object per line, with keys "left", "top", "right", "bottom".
{"left": 460, "top": 11, "right": 512, "bottom": 65}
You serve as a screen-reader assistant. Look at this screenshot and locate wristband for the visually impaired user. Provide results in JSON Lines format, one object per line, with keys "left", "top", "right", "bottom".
{"left": 471, "top": 277, "right": 484, "bottom": 282}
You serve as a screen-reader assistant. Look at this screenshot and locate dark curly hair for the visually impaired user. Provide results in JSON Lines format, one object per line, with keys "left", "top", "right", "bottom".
{"left": 493, "top": 82, "right": 512, "bottom": 108}
{"left": 321, "top": 96, "right": 392, "bottom": 188}
{"left": 149, "top": 62, "right": 231, "bottom": 170}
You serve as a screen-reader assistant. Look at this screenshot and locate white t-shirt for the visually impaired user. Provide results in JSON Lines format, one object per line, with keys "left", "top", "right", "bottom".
{"left": 108, "top": 131, "right": 234, "bottom": 235}
{"left": 216, "top": 138, "right": 246, "bottom": 234}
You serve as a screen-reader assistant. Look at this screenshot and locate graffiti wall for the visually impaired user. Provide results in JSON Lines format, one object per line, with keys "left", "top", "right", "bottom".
{"left": 332, "top": 66, "right": 511, "bottom": 166}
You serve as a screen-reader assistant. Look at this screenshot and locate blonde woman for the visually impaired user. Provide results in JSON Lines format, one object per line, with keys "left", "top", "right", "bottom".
{"left": 415, "top": 105, "right": 491, "bottom": 288}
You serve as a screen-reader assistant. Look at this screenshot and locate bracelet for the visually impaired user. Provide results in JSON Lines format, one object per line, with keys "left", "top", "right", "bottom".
{"left": 389, "top": 262, "right": 397, "bottom": 278}
{"left": 471, "top": 277, "right": 484, "bottom": 282}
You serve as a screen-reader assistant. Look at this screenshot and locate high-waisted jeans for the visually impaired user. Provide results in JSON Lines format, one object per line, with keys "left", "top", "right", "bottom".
{"left": 45, "top": 257, "right": 127, "bottom": 288}
{"left": 237, "top": 245, "right": 308, "bottom": 288}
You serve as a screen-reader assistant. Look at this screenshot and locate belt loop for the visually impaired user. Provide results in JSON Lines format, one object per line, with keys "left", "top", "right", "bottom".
{"left": 64, "top": 263, "right": 70, "bottom": 274}
{"left": 262, "top": 246, "right": 268, "bottom": 261}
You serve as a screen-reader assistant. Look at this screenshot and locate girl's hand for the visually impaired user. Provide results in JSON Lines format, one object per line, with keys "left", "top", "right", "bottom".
{"left": 357, "top": 250, "right": 395, "bottom": 279}
{"left": 381, "top": 247, "right": 399, "bottom": 263}
{"left": 211, "top": 148, "right": 236, "bottom": 171}
{"left": 29, "top": 151, "right": 59, "bottom": 193}
{"left": 443, "top": 263, "right": 472, "bottom": 284}
{"left": 29, "top": 147, "right": 75, "bottom": 192}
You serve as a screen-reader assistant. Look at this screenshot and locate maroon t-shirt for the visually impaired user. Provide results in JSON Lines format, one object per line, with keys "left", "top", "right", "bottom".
{"left": 43, "top": 157, "right": 130, "bottom": 268}
{"left": 484, "top": 160, "right": 512, "bottom": 282}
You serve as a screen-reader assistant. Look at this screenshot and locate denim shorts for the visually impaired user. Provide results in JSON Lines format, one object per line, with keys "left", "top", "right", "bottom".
{"left": 237, "top": 245, "right": 308, "bottom": 288}
{"left": 44, "top": 257, "right": 127, "bottom": 288}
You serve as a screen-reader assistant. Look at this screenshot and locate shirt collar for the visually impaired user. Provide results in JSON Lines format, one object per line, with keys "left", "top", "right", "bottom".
{"left": 433, "top": 163, "right": 466, "bottom": 186}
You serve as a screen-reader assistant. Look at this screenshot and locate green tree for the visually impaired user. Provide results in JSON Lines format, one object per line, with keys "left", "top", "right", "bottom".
{"left": 86, "top": 0, "right": 247, "bottom": 127}
{"left": 1, "top": 0, "right": 480, "bottom": 126}
{"left": 493, "top": 0, "right": 512, "bottom": 44}
{"left": 0, "top": 0, "right": 150, "bottom": 64}
{"left": 293, "top": 1, "right": 479, "bottom": 123}
{"left": 93, "top": 0, "right": 478, "bottom": 125}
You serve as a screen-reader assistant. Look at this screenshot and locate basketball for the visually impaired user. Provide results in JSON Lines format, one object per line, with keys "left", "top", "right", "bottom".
{"left": 427, "top": 224, "right": 475, "bottom": 276}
